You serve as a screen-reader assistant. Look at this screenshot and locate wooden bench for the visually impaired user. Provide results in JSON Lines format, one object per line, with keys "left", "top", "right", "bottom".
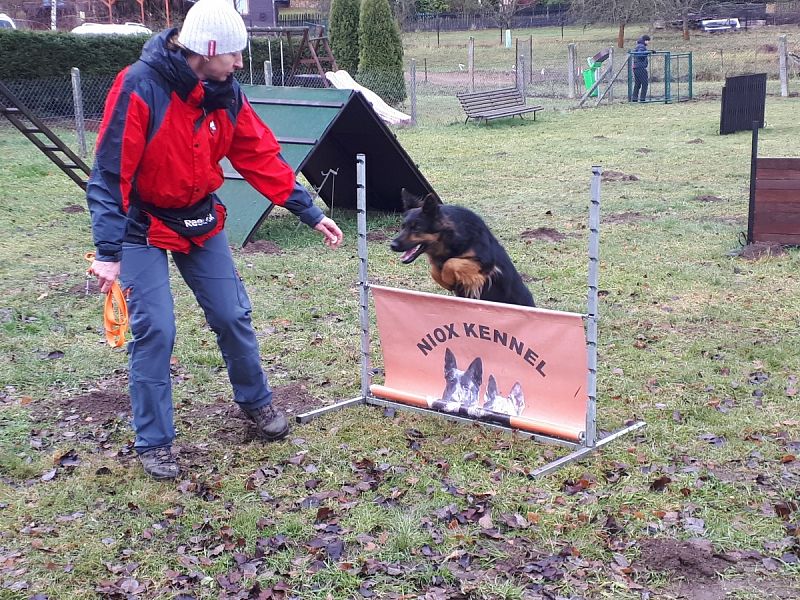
{"left": 456, "top": 88, "right": 544, "bottom": 124}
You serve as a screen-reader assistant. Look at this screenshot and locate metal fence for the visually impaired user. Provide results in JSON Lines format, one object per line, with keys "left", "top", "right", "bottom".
{"left": 0, "top": 34, "right": 796, "bottom": 137}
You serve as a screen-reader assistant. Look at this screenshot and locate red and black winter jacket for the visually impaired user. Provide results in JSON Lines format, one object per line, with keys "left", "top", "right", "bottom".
{"left": 87, "top": 29, "right": 323, "bottom": 260}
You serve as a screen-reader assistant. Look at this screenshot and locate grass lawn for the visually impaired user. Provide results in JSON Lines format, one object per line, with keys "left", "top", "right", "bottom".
{"left": 1, "top": 86, "right": 800, "bottom": 597}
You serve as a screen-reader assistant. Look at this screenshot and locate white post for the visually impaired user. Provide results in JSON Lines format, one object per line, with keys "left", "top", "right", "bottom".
{"left": 70, "top": 68, "right": 87, "bottom": 158}
{"left": 568, "top": 43, "right": 577, "bottom": 99}
{"left": 607, "top": 46, "right": 614, "bottom": 103}
{"left": 50, "top": 0, "right": 57, "bottom": 30}
{"left": 468, "top": 37, "right": 475, "bottom": 93}
{"left": 264, "top": 60, "right": 273, "bottom": 86}
{"left": 779, "top": 34, "right": 788, "bottom": 97}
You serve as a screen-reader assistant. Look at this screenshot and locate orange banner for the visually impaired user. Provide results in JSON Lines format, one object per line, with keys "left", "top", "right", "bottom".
{"left": 369, "top": 286, "right": 588, "bottom": 441}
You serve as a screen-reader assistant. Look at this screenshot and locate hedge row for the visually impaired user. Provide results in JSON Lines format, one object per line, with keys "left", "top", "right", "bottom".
{"left": 0, "top": 30, "right": 295, "bottom": 81}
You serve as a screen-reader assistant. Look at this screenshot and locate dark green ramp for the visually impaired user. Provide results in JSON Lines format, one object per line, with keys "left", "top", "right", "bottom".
{"left": 218, "top": 86, "right": 435, "bottom": 246}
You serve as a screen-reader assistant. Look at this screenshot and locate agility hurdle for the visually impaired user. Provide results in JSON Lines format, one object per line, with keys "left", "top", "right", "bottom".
{"left": 297, "top": 156, "right": 645, "bottom": 476}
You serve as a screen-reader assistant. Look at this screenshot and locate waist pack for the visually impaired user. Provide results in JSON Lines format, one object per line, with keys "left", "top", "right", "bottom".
{"left": 133, "top": 192, "right": 219, "bottom": 238}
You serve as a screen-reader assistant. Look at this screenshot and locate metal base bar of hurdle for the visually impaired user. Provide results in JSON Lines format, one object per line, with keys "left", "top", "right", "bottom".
{"left": 296, "top": 155, "right": 646, "bottom": 476}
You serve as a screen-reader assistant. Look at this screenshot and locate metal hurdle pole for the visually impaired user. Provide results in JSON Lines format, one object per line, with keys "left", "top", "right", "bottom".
{"left": 585, "top": 165, "right": 601, "bottom": 448}
{"left": 529, "top": 166, "right": 646, "bottom": 478}
{"left": 356, "top": 154, "right": 371, "bottom": 400}
{"left": 296, "top": 155, "right": 370, "bottom": 423}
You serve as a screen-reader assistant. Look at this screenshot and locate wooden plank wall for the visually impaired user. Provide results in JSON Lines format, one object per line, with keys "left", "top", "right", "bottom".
{"left": 752, "top": 157, "right": 800, "bottom": 244}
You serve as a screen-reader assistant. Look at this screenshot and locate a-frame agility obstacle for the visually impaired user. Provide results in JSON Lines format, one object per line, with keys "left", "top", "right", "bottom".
{"left": 218, "top": 86, "right": 435, "bottom": 247}
{"left": 298, "top": 155, "right": 645, "bottom": 476}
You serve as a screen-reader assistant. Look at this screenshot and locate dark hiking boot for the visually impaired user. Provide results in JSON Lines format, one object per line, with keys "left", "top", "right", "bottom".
{"left": 138, "top": 446, "right": 179, "bottom": 480}
{"left": 243, "top": 404, "right": 290, "bottom": 441}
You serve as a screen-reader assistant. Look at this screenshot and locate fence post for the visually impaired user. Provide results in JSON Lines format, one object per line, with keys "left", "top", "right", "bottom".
{"left": 779, "top": 34, "right": 788, "bottom": 97}
{"left": 468, "top": 36, "right": 475, "bottom": 93}
{"left": 264, "top": 60, "right": 273, "bottom": 87}
{"left": 518, "top": 55, "right": 526, "bottom": 95}
{"left": 410, "top": 59, "right": 417, "bottom": 127}
{"left": 529, "top": 34, "right": 533, "bottom": 85}
{"left": 607, "top": 46, "right": 614, "bottom": 103}
{"left": 568, "top": 43, "right": 577, "bottom": 99}
{"left": 70, "top": 67, "right": 87, "bottom": 158}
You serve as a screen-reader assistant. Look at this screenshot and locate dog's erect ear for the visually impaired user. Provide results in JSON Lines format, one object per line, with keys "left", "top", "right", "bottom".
{"left": 486, "top": 374, "right": 498, "bottom": 398}
{"left": 444, "top": 348, "right": 456, "bottom": 375}
{"left": 421, "top": 193, "right": 441, "bottom": 218}
{"left": 400, "top": 188, "right": 424, "bottom": 211}
{"left": 464, "top": 357, "right": 483, "bottom": 385}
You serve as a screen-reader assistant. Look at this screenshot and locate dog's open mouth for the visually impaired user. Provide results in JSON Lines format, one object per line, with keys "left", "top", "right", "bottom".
{"left": 399, "top": 244, "right": 425, "bottom": 264}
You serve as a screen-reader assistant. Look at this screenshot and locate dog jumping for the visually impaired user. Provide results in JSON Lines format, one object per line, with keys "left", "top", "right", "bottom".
{"left": 390, "top": 189, "right": 535, "bottom": 307}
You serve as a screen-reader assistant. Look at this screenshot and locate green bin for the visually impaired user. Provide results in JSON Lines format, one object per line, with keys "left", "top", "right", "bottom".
{"left": 583, "top": 61, "right": 602, "bottom": 97}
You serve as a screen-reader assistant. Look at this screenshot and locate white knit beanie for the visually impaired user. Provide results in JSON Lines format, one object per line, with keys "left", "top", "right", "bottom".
{"left": 178, "top": 0, "right": 247, "bottom": 56}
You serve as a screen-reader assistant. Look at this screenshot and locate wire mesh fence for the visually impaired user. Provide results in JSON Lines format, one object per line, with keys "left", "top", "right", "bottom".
{"left": 0, "top": 31, "right": 796, "bottom": 137}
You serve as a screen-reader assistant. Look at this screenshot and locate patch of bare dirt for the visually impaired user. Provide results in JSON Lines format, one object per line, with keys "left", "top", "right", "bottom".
{"left": 759, "top": 43, "right": 778, "bottom": 53}
{"left": 636, "top": 147, "right": 653, "bottom": 154}
{"left": 693, "top": 194, "right": 724, "bottom": 202}
{"left": 638, "top": 539, "right": 800, "bottom": 599}
{"left": 67, "top": 281, "right": 97, "bottom": 297}
{"left": 739, "top": 242, "right": 787, "bottom": 260}
{"left": 366, "top": 229, "right": 390, "bottom": 242}
{"left": 239, "top": 240, "right": 282, "bottom": 255}
{"left": 602, "top": 170, "right": 640, "bottom": 182}
{"left": 273, "top": 382, "right": 327, "bottom": 416}
{"left": 637, "top": 538, "right": 735, "bottom": 581}
{"left": 604, "top": 211, "right": 647, "bottom": 225}
{"left": 520, "top": 227, "right": 566, "bottom": 242}
{"left": 32, "top": 379, "right": 130, "bottom": 423}
{"left": 62, "top": 204, "right": 85, "bottom": 213}
{"left": 178, "top": 382, "right": 327, "bottom": 446}
{"left": 687, "top": 138, "right": 705, "bottom": 144}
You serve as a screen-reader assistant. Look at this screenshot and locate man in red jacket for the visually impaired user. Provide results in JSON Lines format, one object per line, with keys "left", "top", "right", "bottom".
{"left": 86, "top": 0, "right": 343, "bottom": 480}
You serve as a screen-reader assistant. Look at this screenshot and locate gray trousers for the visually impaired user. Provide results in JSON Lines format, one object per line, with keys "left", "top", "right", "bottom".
{"left": 119, "top": 230, "right": 272, "bottom": 452}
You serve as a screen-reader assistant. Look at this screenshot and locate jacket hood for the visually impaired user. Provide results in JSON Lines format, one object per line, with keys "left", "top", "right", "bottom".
{"left": 140, "top": 28, "right": 200, "bottom": 100}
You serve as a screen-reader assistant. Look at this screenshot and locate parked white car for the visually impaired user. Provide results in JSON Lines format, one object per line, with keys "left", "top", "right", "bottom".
{"left": 0, "top": 13, "right": 17, "bottom": 29}
{"left": 71, "top": 22, "right": 152, "bottom": 36}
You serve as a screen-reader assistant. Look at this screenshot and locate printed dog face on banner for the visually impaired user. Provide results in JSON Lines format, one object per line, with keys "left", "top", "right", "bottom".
{"left": 483, "top": 374, "right": 525, "bottom": 416}
{"left": 440, "top": 348, "right": 483, "bottom": 412}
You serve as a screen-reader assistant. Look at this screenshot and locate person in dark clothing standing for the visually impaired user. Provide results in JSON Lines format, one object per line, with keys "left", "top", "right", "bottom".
{"left": 86, "top": 0, "right": 344, "bottom": 480}
{"left": 631, "top": 35, "right": 651, "bottom": 102}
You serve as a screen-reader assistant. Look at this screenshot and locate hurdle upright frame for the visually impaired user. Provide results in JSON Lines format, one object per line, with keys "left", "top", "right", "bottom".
{"left": 297, "top": 155, "right": 645, "bottom": 476}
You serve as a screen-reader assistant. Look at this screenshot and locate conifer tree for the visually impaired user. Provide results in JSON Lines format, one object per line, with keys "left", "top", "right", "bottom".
{"left": 328, "top": 0, "right": 360, "bottom": 74}
{"left": 357, "top": 0, "right": 406, "bottom": 104}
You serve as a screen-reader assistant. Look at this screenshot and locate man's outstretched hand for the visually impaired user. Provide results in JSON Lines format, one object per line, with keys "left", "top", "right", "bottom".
{"left": 314, "top": 217, "right": 344, "bottom": 249}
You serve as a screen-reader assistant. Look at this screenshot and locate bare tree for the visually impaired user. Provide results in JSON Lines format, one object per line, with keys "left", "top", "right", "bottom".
{"left": 570, "top": 0, "right": 650, "bottom": 48}
{"left": 655, "top": 0, "right": 708, "bottom": 40}
{"left": 486, "top": 0, "right": 531, "bottom": 33}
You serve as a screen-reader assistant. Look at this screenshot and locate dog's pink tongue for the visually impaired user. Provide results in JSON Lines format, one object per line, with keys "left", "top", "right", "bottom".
{"left": 400, "top": 246, "right": 420, "bottom": 262}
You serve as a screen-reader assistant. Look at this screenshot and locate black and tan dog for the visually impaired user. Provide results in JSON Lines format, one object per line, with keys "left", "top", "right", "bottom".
{"left": 390, "top": 189, "right": 535, "bottom": 307}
